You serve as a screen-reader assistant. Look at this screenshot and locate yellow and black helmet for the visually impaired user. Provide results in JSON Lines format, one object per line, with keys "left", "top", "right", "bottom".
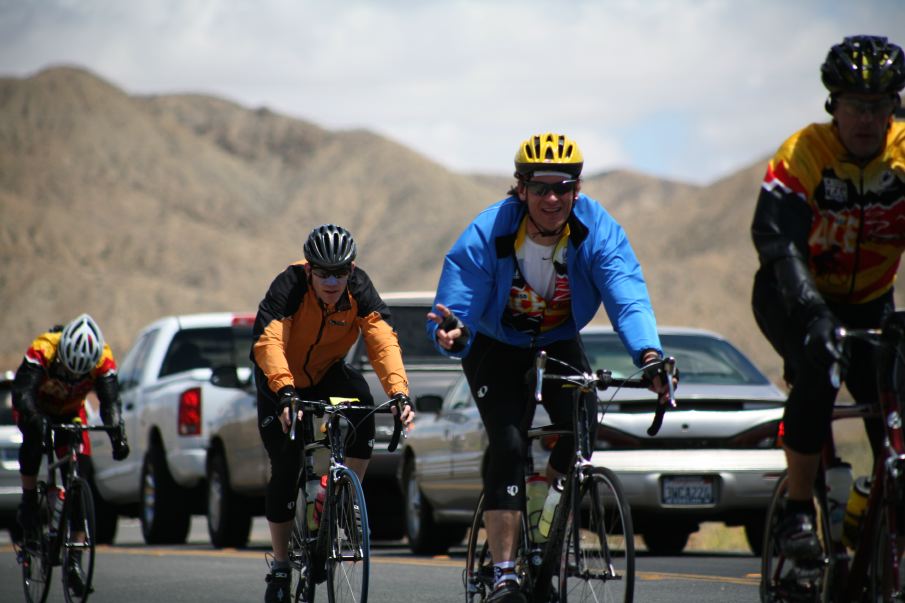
{"left": 514, "top": 132, "right": 583, "bottom": 178}
{"left": 821, "top": 35, "right": 905, "bottom": 96}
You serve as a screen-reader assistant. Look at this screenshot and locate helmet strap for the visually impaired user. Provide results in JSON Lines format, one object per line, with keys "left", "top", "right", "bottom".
{"left": 527, "top": 212, "right": 567, "bottom": 238}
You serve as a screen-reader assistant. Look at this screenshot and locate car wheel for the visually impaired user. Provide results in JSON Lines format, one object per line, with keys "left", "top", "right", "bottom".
{"left": 643, "top": 525, "right": 692, "bottom": 556}
{"left": 83, "top": 457, "right": 118, "bottom": 544}
{"left": 403, "top": 458, "right": 465, "bottom": 555}
{"left": 744, "top": 517, "right": 765, "bottom": 557}
{"left": 206, "top": 451, "right": 251, "bottom": 548}
{"left": 140, "top": 444, "right": 191, "bottom": 544}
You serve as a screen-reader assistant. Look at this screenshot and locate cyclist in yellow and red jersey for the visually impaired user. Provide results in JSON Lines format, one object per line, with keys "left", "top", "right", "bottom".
{"left": 252, "top": 224, "right": 415, "bottom": 603}
{"left": 12, "top": 314, "right": 130, "bottom": 589}
{"left": 751, "top": 35, "right": 905, "bottom": 566}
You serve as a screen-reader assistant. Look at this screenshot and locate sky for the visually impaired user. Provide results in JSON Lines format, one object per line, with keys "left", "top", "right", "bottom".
{"left": 1, "top": 0, "right": 904, "bottom": 185}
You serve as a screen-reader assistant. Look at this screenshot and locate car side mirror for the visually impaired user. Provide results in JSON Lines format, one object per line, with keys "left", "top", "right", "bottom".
{"left": 210, "top": 365, "right": 252, "bottom": 389}
{"left": 415, "top": 394, "right": 443, "bottom": 414}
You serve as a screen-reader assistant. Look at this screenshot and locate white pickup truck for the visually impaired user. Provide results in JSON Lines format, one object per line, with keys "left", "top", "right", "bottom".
{"left": 88, "top": 312, "right": 256, "bottom": 545}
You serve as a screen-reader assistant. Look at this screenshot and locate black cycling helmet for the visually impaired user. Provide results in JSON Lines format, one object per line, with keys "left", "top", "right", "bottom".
{"left": 303, "top": 224, "right": 357, "bottom": 270}
{"left": 821, "top": 35, "right": 905, "bottom": 96}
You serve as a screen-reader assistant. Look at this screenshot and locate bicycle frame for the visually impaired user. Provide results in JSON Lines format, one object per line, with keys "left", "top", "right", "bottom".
{"left": 826, "top": 325, "right": 905, "bottom": 601}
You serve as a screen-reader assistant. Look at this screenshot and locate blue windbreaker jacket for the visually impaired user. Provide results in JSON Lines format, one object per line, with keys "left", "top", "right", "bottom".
{"left": 427, "top": 193, "right": 662, "bottom": 365}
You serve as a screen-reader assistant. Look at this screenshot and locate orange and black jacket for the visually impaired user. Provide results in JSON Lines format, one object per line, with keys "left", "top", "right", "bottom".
{"left": 251, "top": 261, "right": 409, "bottom": 408}
{"left": 12, "top": 328, "right": 122, "bottom": 424}
{"left": 751, "top": 120, "right": 905, "bottom": 321}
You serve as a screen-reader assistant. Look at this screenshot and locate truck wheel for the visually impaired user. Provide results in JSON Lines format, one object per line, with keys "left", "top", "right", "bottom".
{"left": 403, "top": 458, "right": 466, "bottom": 554}
{"left": 206, "top": 452, "right": 251, "bottom": 548}
{"left": 744, "top": 517, "right": 765, "bottom": 557}
{"left": 643, "top": 525, "right": 692, "bottom": 556}
{"left": 140, "top": 444, "right": 191, "bottom": 544}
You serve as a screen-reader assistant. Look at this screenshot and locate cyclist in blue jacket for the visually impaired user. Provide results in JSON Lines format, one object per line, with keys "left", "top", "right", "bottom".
{"left": 428, "top": 132, "right": 672, "bottom": 603}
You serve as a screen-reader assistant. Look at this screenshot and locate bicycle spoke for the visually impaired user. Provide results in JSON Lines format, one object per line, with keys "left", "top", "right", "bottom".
{"left": 19, "top": 485, "right": 53, "bottom": 603}
{"left": 290, "top": 488, "right": 316, "bottom": 603}
{"left": 561, "top": 467, "right": 634, "bottom": 603}
{"left": 62, "top": 478, "right": 96, "bottom": 603}
{"left": 326, "top": 470, "right": 369, "bottom": 603}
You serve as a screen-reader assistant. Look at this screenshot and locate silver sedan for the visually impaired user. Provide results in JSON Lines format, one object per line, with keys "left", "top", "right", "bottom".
{"left": 399, "top": 326, "right": 786, "bottom": 556}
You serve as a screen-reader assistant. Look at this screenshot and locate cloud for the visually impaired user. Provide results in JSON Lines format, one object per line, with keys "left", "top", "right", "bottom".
{"left": 2, "top": 0, "right": 904, "bottom": 184}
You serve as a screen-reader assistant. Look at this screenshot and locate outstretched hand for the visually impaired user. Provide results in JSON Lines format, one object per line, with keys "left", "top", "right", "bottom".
{"left": 428, "top": 304, "right": 469, "bottom": 352}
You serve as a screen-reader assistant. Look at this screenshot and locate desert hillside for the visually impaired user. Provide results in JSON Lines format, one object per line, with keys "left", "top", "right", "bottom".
{"left": 2, "top": 66, "right": 903, "bottom": 386}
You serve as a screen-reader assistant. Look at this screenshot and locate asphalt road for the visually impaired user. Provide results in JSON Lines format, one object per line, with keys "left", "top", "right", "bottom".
{"left": 1, "top": 517, "right": 762, "bottom": 602}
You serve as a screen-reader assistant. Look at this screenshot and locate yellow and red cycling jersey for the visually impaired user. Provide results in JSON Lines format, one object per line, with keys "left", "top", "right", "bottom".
{"left": 761, "top": 121, "right": 905, "bottom": 304}
{"left": 23, "top": 330, "right": 117, "bottom": 418}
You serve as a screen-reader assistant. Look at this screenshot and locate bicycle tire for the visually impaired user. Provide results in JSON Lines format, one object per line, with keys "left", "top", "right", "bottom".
{"left": 62, "top": 477, "right": 96, "bottom": 603}
{"left": 290, "top": 487, "right": 317, "bottom": 603}
{"left": 760, "top": 471, "right": 833, "bottom": 603}
{"left": 326, "top": 467, "right": 369, "bottom": 603}
{"left": 866, "top": 499, "right": 904, "bottom": 601}
{"left": 464, "top": 493, "right": 491, "bottom": 603}
{"left": 20, "top": 483, "right": 53, "bottom": 603}
{"left": 559, "top": 466, "right": 634, "bottom": 603}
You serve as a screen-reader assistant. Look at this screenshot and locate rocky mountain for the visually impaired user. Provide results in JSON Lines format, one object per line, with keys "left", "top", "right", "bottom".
{"left": 2, "top": 66, "right": 902, "bottom": 386}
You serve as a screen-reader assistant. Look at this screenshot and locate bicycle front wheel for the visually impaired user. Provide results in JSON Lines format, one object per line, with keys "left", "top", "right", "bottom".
{"left": 760, "top": 470, "right": 832, "bottom": 603}
{"left": 62, "top": 477, "right": 96, "bottom": 603}
{"left": 20, "top": 483, "right": 53, "bottom": 603}
{"left": 866, "top": 498, "right": 904, "bottom": 602}
{"left": 560, "top": 466, "right": 634, "bottom": 603}
{"left": 326, "top": 467, "right": 369, "bottom": 603}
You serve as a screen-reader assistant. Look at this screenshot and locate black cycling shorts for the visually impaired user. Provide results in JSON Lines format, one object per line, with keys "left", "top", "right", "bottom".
{"left": 257, "top": 360, "right": 375, "bottom": 523}
{"left": 462, "top": 333, "right": 595, "bottom": 512}
{"left": 752, "top": 268, "right": 890, "bottom": 455}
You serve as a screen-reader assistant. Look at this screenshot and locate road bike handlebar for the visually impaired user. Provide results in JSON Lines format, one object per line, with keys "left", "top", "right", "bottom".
{"left": 828, "top": 327, "right": 882, "bottom": 389}
{"left": 288, "top": 396, "right": 409, "bottom": 452}
{"left": 534, "top": 350, "right": 679, "bottom": 437}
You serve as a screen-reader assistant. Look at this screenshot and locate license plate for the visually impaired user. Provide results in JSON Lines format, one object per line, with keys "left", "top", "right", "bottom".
{"left": 661, "top": 476, "right": 716, "bottom": 505}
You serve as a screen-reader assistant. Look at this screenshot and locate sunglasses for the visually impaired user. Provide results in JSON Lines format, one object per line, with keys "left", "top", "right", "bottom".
{"left": 837, "top": 97, "right": 896, "bottom": 118}
{"left": 311, "top": 267, "right": 351, "bottom": 280}
{"left": 524, "top": 179, "right": 578, "bottom": 197}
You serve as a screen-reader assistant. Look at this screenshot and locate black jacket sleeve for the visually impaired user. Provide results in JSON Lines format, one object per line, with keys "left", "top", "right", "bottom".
{"left": 751, "top": 185, "right": 831, "bottom": 323}
{"left": 94, "top": 374, "right": 123, "bottom": 427}
{"left": 11, "top": 358, "right": 43, "bottom": 419}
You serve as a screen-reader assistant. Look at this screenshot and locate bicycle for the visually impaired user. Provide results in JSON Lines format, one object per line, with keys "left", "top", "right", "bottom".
{"left": 285, "top": 395, "right": 408, "bottom": 603}
{"left": 15, "top": 420, "right": 120, "bottom": 603}
{"left": 464, "top": 351, "right": 678, "bottom": 603}
{"left": 760, "top": 311, "right": 905, "bottom": 602}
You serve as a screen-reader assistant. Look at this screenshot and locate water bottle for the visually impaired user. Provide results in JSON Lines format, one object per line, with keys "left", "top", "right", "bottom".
{"left": 525, "top": 473, "right": 548, "bottom": 543}
{"left": 825, "top": 461, "right": 852, "bottom": 543}
{"left": 50, "top": 485, "right": 65, "bottom": 535}
{"left": 307, "top": 474, "right": 327, "bottom": 531}
{"left": 305, "top": 476, "right": 323, "bottom": 532}
{"left": 842, "top": 476, "right": 870, "bottom": 548}
{"left": 538, "top": 477, "right": 564, "bottom": 539}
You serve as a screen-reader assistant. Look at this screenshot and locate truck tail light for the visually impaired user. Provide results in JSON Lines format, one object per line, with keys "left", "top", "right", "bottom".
{"left": 178, "top": 387, "right": 202, "bottom": 436}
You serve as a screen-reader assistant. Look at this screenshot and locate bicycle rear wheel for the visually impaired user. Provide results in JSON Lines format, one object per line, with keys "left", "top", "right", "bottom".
{"left": 290, "top": 487, "right": 316, "bottom": 603}
{"left": 760, "top": 471, "right": 832, "bottom": 603}
{"left": 62, "top": 477, "right": 96, "bottom": 603}
{"left": 560, "top": 466, "right": 634, "bottom": 603}
{"left": 326, "top": 468, "right": 369, "bottom": 603}
{"left": 464, "top": 494, "right": 492, "bottom": 603}
{"left": 20, "top": 483, "right": 53, "bottom": 603}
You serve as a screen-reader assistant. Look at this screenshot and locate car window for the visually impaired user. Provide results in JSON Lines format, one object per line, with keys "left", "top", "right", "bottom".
{"left": 0, "top": 379, "right": 13, "bottom": 425}
{"left": 582, "top": 332, "right": 769, "bottom": 385}
{"left": 118, "top": 329, "right": 159, "bottom": 391}
{"left": 443, "top": 377, "right": 473, "bottom": 412}
{"left": 355, "top": 305, "right": 460, "bottom": 366}
{"left": 159, "top": 326, "right": 254, "bottom": 378}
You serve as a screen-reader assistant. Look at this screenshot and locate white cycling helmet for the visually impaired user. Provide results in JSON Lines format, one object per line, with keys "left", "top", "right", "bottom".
{"left": 58, "top": 314, "right": 105, "bottom": 376}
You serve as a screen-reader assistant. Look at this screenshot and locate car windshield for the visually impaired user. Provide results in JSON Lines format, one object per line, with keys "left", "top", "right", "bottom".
{"left": 380, "top": 306, "right": 460, "bottom": 365}
{"left": 159, "top": 326, "right": 254, "bottom": 377}
{"left": 582, "top": 332, "right": 769, "bottom": 386}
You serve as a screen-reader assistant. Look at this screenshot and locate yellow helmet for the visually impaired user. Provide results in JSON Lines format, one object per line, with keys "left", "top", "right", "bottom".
{"left": 514, "top": 132, "right": 583, "bottom": 178}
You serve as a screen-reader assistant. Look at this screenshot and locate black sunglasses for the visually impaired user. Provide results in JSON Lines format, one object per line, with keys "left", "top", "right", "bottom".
{"left": 524, "top": 180, "right": 578, "bottom": 197}
{"left": 311, "top": 266, "right": 352, "bottom": 279}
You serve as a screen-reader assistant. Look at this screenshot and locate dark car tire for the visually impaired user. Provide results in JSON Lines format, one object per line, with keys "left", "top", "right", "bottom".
{"left": 403, "top": 458, "right": 466, "bottom": 554}
{"left": 643, "top": 525, "right": 692, "bottom": 556}
{"left": 140, "top": 444, "right": 191, "bottom": 544}
{"left": 92, "top": 486, "right": 119, "bottom": 544}
{"left": 744, "top": 517, "right": 765, "bottom": 557}
{"left": 206, "top": 451, "right": 251, "bottom": 548}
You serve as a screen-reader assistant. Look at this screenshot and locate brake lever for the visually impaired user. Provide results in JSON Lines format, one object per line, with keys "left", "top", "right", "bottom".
{"left": 535, "top": 351, "right": 547, "bottom": 402}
